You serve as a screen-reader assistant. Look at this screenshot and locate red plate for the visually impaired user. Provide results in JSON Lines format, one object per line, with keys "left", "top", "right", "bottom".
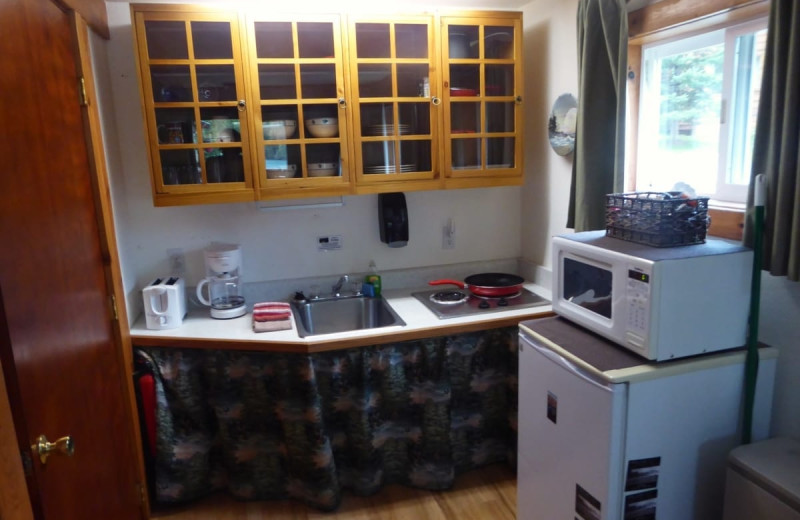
{"left": 450, "top": 88, "right": 478, "bottom": 96}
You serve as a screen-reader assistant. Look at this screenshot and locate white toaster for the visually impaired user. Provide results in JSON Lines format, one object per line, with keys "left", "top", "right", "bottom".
{"left": 142, "top": 277, "right": 186, "bottom": 330}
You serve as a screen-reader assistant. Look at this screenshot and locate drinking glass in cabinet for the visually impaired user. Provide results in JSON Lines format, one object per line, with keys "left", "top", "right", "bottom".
{"left": 150, "top": 65, "right": 192, "bottom": 103}
{"left": 191, "top": 21, "right": 233, "bottom": 59}
{"left": 484, "top": 26, "right": 515, "bottom": 59}
{"left": 160, "top": 150, "right": 201, "bottom": 185}
{"left": 196, "top": 65, "right": 237, "bottom": 102}
{"left": 144, "top": 20, "right": 188, "bottom": 60}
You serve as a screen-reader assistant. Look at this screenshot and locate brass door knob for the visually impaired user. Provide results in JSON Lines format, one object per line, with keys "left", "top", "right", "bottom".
{"left": 32, "top": 434, "right": 74, "bottom": 464}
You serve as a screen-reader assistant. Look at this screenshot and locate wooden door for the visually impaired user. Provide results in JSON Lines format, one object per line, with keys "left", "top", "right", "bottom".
{"left": 0, "top": 0, "right": 143, "bottom": 518}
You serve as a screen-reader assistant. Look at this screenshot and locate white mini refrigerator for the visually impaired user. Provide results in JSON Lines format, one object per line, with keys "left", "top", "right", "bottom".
{"left": 517, "top": 317, "right": 777, "bottom": 520}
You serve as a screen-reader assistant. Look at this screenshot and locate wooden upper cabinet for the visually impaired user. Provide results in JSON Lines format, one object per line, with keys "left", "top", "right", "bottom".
{"left": 441, "top": 13, "right": 524, "bottom": 188}
{"left": 132, "top": 6, "right": 255, "bottom": 206}
{"left": 347, "top": 15, "right": 443, "bottom": 194}
{"left": 131, "top": 6, "right": 524, "bottom": 206}
{"left": 245, "top": 15, "right": 352, "bottom": 200}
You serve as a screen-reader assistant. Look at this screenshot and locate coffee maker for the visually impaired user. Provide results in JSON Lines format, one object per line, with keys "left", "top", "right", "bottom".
{"left": 196, "top": 243, "right": 246, "bottom": 319}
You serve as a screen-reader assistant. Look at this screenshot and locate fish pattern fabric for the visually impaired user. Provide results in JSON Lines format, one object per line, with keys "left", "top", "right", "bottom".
{"left": 136, "top": 327, "right": 518, "bottom": 511}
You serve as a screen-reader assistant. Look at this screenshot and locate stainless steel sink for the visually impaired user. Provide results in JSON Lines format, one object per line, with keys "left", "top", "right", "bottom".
{"left": 291, "top": 296, "right": 406, "bottom": 338}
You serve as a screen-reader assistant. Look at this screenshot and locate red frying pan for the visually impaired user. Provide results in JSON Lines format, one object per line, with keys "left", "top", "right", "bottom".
{"left": 429, "top": 273, "right": 524, "bottom": 297}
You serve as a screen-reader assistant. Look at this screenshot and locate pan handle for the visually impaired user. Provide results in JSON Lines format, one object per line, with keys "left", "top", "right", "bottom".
{"left": 429, "top": 279, "right": 466, "bottom": 289}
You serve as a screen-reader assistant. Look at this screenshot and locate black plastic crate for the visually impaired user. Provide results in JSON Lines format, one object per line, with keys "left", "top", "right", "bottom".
{"left": 605, "top": 191, "right": 710, "bottom": 247}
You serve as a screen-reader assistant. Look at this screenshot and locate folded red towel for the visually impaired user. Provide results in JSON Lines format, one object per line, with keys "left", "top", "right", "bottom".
{"left": 253, "top": 301, "right": 291, "bottom": 310}
{"left": 253, "top": 311, "right": 291, "bottom": 322}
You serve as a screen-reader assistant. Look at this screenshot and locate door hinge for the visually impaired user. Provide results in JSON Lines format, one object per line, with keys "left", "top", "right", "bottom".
{"left": 20, "top": 450, "right": 33, "bottom": 476}
{"left": 110, "top": 294, "right": 119, "bottom": 321}
{"left": 78, "top": 76, "right": 88, "bottom": 107}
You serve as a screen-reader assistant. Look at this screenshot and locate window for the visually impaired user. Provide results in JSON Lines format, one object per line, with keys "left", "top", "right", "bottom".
{"left": 632, "top": 19, "right": 767, "bottom": 204}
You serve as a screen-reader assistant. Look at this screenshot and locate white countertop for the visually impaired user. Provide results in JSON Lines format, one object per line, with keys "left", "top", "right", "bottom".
{"left": 130, "top": 283, "right": 552, "bottom": 349}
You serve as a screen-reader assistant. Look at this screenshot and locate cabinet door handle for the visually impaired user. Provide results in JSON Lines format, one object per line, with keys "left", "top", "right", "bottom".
{"left": 338, "top": 97, "right": 347, "bottom": 109}
{"left": 515, "top": 95, "right": 523, "bottom": 105}
{"left": 237, "top": 99, "right": 246, "bottom": 111}
{"left": 431, "top": 96, "right": 441, "bottom": 106}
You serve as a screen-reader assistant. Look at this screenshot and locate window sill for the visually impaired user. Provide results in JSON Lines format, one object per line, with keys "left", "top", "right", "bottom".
{"left": 708, "top": 204, "right": 745, "bottom": 241}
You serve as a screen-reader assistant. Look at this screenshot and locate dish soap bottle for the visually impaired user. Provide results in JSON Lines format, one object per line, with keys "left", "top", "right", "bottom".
{"left": 365, "top": 260, "right": 382, "bottom": 297}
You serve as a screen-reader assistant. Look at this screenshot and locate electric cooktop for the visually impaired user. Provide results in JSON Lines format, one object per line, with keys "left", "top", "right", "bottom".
{"left": 411, "top": 288, "right": 549, "bottom": 319}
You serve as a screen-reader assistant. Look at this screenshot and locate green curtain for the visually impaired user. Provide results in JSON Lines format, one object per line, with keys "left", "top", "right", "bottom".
{"left": 745, "top": 0, "right": 800, "bottom": 281}
{"left": 568, "top": 0, "right": 628, "bottom": 231}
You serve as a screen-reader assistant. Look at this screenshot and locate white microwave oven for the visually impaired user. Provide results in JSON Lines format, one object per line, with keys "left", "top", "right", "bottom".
{"left": 551, "top": 231, "right": 753, "bottom": 361}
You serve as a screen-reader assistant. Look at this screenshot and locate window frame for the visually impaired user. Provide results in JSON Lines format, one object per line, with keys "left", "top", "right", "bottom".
{"left": 626, "top": 0, "right": 770, "bottom": 240}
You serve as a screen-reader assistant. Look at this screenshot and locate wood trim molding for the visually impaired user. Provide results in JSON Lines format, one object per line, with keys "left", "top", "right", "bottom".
{"left": 629, "top": 0, "right": 769, "bottom": 44}
{"left": 55, "top": 0, "right": 108, "bottom": 38}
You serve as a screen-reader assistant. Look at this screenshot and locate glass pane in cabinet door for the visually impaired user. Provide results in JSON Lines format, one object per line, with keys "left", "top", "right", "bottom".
{"left": 450, "top": 102, "right": 480, "bottom": 135}
{"left": 298, "top": 23, "right": 334, "bottom": 58}
{"left": 261, "top": 105, "right": 299, "bottom": 140}
{"left": 396, "top": 64, "right": 429, "bottom": 98}
{"left": 300, "top": 64, "right": 337, "bottom": 99}
{"left": 400, "top": 140, "right": 431, "bottom": 171}
{"left": 191, "top": 21, "right": 232, "bottom": 60}
{"left": 448, "top": 25, "right": 479, "bottom": 59}
{"left": 259, "top": 64, "right": 296, "bottom": 100}
{"left": 355, "top": 23, "right": 390, "bottom": 58}
{"left": 449, "top": 65, "right": 480, "bottom": 97}
{"left": 486, "top": 137, "right": 514, "bottom": 168}
{"left": 304, "top": 103, "right": 339, "bottom": 138}
{"left": 160, "top": 149, "right": 201, "bottom": 185}
{"left": 196, "top": 65, "right": 237, "bottom": 102}
{"left": 363, "top": 141, "right": 396, "bottom": 173}
{"left": 150, "top": 65, "right": 192, "bottom": 102}
{"left": 398, "top": 102, "right": 430, "bottom": 135}
{"left": 200, "top": 107, "right": 241, "bottom": 143}
{"left": 395, "top": 24, "right": 427, "bottom": 59}
{"left": 155, "top": 108, "right": 195, "bottom": 144}
{"left": 360, "top": 103, "right": 394, "bottom": 136}
{"left": 486, "top": 102, "right": 515, "bottom": 133}
{"left": 307, "top": 143, "right": 341, "bottom": 177}
{"left": 145, "top": 21, "right": 188, "bottom": 60}
{"left": 358, "top": 64, "right": 393, "bottom": 98}
{"left": 205, "top": 147, "right": 244, "bottom": 183}
{"left": 486, "top": 65, "right": 514, "bottom": 96}
{"left": 452, "top": 139, "right": 480, "bottom": 169}
{"left": 265, "top": 144, "right": 301, "bottom": 178}
{"left": 254, "top": 22, "right": 293, "bottom": 59}
{"left": 484, "top": 26, "right": 515, "bottom": 59}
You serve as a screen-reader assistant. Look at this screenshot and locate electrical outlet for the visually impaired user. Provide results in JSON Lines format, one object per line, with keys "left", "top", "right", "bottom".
{"left": 167, "top": 248, "right": 185, "bottom": 275}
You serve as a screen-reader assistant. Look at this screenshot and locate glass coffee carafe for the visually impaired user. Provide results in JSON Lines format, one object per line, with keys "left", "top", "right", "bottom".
{"left": 196, "top": 243, "right": 246, "bottom": 319}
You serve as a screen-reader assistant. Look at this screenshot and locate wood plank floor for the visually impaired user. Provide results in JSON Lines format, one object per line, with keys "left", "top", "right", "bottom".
{"left": 151, "top": 464, "right": 516, "bottom": 520}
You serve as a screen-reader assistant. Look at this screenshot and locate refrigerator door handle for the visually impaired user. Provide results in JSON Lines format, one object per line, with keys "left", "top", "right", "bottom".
{"left": 524, "top": 337, "right": 614, "bottom": 392}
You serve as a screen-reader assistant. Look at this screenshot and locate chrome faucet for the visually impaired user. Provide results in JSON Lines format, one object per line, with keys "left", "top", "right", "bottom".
{"left": 331, "top": 275, "right": 350, "bottom": 297}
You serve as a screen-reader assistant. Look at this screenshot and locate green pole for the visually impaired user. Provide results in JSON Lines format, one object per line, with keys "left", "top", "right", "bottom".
{"left": 742, "top": 174, "right": 765, "bottom": 445}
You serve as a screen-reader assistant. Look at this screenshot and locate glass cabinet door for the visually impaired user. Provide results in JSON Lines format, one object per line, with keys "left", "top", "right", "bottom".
{"left": 246, "top": 15, "right": 351, "bottom": 197}
{"left": 348, "top": 16, "right": 439, "bottom": 187}
{"left": 133, "top": 10, "right": 254, "bottom": 203}
{"left": 442, "top": 15, "right": 523, "bottom": 179}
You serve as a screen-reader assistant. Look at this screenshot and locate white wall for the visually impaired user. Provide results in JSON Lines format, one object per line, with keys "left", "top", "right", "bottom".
{"left": 519, "top": 0, "right": 578, "bottom": 286}
{"left": 100, "top": 2, "right": 523, "bottom": 317}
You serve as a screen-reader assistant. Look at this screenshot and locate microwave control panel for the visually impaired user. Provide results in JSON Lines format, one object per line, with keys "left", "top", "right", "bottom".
{"left": 625, "top": 267, "right": 651, "bottom": 338}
